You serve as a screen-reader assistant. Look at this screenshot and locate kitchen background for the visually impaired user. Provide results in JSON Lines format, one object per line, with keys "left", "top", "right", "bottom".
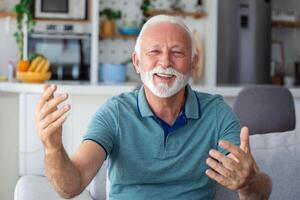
{"left": 1, "top": 0, "right": 300, "bottom": 200}
{"left": 0, "top": 0, "right": 300, "bottom": 86}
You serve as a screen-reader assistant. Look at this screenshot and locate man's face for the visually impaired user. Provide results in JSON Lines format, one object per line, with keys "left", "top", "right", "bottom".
{"left": 133, "top": 22, "right": 196, "bottom": 98}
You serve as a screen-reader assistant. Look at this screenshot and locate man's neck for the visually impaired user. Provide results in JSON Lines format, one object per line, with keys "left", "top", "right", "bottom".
{"left": 144, "top": 86, "right": 186, "bottom": 125}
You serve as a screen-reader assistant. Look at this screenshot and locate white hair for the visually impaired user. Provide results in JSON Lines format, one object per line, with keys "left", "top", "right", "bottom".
{"left": 134, "top": 15, "right": 196, "bottom": 59}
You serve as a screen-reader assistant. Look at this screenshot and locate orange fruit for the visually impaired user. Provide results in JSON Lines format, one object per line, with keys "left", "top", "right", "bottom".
{"left": 17, "top": 60, "right": 30, "bottom": 72}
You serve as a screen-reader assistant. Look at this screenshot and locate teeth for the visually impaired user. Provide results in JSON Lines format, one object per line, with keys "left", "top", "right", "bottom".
{"left": 156, "top": 73, "right": 174, "bottom": 78}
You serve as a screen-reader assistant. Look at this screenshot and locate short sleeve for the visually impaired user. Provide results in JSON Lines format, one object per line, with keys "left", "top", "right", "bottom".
{"left": 82, "top": 98, "right": 118, "bottom": 158}
{"left": 215, "top": 96, "right": 241, "bottom": 155}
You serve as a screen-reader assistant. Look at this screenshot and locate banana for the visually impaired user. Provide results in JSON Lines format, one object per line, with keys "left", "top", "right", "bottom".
{"left": 28, "top": 56, "right": 43, "bottom": 72}
{"left": 35, "top": 58, "right": 47, "bottom": 73}
{"left": 41, "top": 59, "right": 50, "bottom": 73}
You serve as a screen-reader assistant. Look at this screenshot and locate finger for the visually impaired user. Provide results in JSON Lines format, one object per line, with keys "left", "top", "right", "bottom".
{"left": 240, "top": 126, "right": 250, "bottom": 153}
{"left": 36, "top": 84, "right": 57, "bottom": 111}
{"left": 39, "top": 104, "right": 71, "bottom": 130}
{"left": 218, "top": 140, "right": 245, "bottom": 161}
{"left": 39, "top": 93, "right": 69, "bottom": 120}
{"left": 209, "top": 149, "right": 242, "bottom": 172}
{"left": 44, "top": 114, "right": 67, "bottom": 135}
{"left": 206, "top": 158, "right": 233, "bottom": 178}
{"left": 44, "top": 84, "right": 54, "bottom": 99}
{"left": 36, "top": 84, "right": 49, "bottom": 112}
{"left": 43, "top": 84, "right": 50, "bottom": 91}
{"left": 206, "top": 169, "right": 229, "bottom": 187}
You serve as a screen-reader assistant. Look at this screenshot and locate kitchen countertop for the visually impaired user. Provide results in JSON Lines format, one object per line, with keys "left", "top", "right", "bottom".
{"left": 0, "top": 81, "right": 300, "bottom": 98}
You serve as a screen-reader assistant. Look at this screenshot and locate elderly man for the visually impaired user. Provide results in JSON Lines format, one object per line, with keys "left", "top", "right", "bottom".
{"left": 36, "top": 15, "right": 271, "bottom": 199}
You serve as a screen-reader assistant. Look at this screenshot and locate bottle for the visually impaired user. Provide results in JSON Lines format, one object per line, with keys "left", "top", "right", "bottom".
{"left": 196, "top": 0, "right": 204, "bottom": 12}
{"left": 7, "top": 61, "right": 14, "bottom": 82}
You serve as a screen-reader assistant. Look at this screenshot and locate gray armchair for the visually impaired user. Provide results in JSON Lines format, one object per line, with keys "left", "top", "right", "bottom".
{"left": 15, "top": 85, "right": 299, "bottom": 200}
{"left": 14, "top": 161, "right": 108, "bottom": 200}
{"left": 215, "top": 85, "right": 298, "bottom": 200}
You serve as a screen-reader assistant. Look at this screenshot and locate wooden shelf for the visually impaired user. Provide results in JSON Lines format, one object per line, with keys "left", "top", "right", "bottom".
{"left": 100, "top": 33, "right": 137, "bottom": 40}
{"left": 272, "top": 20, "right": 300, "bottom": 28}
{"left": 147, "top": 10, "right": 207, "bottom": 19}
{"left": 0, "top": 12, "right": 16, "bottom": 19}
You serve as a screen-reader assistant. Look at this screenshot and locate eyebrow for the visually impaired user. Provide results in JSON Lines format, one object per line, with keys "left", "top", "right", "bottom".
{"left": 171, "top": 45, "right": 184, "bottom": 50}
{"left": 147, "top": 44, "right": 161, "bottom": 49}
{"left": 147, "top": 44, "right": 184, "bottom": 49}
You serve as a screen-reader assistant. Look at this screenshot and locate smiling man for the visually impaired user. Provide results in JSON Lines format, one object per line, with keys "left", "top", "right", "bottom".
{"left": 35, "top": 15, "right": 271, "bottom": 199}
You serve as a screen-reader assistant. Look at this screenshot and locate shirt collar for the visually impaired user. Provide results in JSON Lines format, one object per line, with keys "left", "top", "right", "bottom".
{"left": 137, "top": 84, "right": 201, "bottom": 119}
{"left": 185, "top": 84, "right": 201, "bottom": 119}
{"left": 137, "top": 85, "right": 154, "bottom": 117}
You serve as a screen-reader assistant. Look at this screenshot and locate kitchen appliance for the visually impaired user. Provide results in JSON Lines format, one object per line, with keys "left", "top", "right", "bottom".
{"left": 33, "top": 21, "right": 91, "bottom": 34}
{"left": 28, "top": 36, "right": 91, "bottom": 81}
{"left": 217, "top": 0, "right": 271, "bottom": 85}
{"left": 34, "top": 0, "right": 87, "bottom": 20}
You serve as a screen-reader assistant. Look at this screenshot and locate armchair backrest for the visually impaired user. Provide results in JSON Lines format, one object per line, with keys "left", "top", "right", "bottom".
{"left": 233, "top": 85, "right": 296, "bottom": 135}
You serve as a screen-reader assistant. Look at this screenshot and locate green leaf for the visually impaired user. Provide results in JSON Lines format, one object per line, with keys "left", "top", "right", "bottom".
{"left": 99, "top": 8, "right": 122, "bottom": 20}
{"left": 12, "top": 0, "right": 35, "bottom": 56}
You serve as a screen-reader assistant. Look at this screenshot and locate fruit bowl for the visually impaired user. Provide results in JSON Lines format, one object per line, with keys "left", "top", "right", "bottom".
{"left": 17, "top": 71, "right": 51, "bottom": 83}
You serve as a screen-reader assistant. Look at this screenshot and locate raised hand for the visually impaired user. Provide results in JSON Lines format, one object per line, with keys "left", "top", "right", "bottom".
{"left": 35, "top": 84, "right": 71, "bottom": 153}
{"left": 206, "top": 127, "right": 259, "bottom": 190}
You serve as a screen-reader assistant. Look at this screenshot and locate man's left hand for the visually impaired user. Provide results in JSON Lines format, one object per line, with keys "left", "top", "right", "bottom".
{"left": 205, "top": 127, "right": 260, "bottom": 190}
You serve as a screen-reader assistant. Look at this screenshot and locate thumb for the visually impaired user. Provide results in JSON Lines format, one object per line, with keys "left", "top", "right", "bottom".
{"left": 240, "top": 126, "right": 250, "bottom": 153}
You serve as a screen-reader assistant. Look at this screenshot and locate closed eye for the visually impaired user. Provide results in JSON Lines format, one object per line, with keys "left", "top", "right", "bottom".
{"left": 147, "top": 50, "right": 161, "bottom": 56}
{"left": 172, "top": 51, "right": 185, "bottom": 58}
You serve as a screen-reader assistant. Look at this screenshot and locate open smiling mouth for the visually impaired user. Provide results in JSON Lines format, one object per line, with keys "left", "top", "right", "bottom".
{"left": 154, "top": 73, "right": 176, "bottom": 79}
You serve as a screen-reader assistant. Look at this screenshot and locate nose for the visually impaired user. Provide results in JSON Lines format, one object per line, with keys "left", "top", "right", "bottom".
{"left": 159, "top": 50, "right": 172, "bottom": 68}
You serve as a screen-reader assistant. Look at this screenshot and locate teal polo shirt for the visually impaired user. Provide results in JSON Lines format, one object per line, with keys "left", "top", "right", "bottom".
{"left": 83, "top": 84, "right": 241, "bottom": 200}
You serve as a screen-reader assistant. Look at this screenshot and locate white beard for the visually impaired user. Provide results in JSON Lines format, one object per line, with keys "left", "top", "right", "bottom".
{"left": 139, "top": 65, "right": 190, "bottom": 98}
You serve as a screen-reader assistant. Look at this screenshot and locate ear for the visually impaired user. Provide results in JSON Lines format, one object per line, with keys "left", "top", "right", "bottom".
{"left": 132, "top": 52, "right": 140, "bottom": 74}
{"left": 191, "top": 52, "right": 199, "bottom": 74}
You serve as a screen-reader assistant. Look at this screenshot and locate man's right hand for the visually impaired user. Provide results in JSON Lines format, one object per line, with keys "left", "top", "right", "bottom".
{"left": 35, "top": 84, "right": 71, "bottom": 154}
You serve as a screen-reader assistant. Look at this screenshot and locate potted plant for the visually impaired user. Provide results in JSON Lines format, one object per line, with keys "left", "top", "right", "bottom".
{"left": 99, "top": 8, "right": 121, "bottom": 38}
{"left": 140, "top": 0, "right": 153, "bottom": 24}
{"left": 13, "top": 0, "right": 35, "bottom": 71}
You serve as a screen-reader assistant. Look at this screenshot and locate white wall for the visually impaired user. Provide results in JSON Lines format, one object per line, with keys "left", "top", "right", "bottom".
{"left": 0, "top": 17, "right": 18, "bottom": 77}
{"left": 203, "top": 0, "right": 218, "bottom": 86}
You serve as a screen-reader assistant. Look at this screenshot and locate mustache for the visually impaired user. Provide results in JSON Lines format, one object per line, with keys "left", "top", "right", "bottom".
{"left": 150, "top": 66, "right": 181, "bottom": 76}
